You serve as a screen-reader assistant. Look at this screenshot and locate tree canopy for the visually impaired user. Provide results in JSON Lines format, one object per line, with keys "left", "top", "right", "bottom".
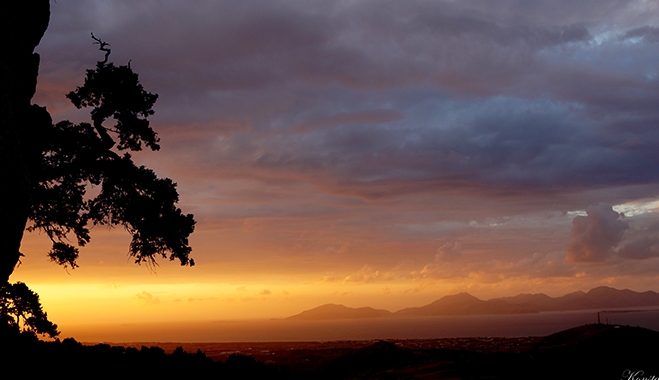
{"left": 23, "top": 50, "right": 196, "bottom": 270}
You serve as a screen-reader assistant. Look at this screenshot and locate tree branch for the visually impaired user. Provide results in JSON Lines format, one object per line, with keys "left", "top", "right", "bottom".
{"left": 91, "top": 32, "right": 111, "bottom": 64}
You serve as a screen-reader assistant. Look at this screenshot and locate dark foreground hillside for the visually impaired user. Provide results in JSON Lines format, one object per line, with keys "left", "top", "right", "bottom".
{"left": 0, "top": 324, "right": 282, "bottom": 379}
{"left": 2, "top": 323, "right": 658, "bottom": 379}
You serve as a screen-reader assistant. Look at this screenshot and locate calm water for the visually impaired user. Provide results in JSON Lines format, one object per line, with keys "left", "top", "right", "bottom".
{"left": 68, "top": 308, "right": 659, "bottom": 343}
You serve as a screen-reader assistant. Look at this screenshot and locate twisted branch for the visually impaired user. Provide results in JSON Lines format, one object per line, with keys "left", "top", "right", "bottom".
{"left": 91, "top": 33, "right": 111, "bottom": 64}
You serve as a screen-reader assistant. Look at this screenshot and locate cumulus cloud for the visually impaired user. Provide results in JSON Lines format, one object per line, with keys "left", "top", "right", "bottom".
{"left": 566, "top": 204, "right": 629, "bottom": 262}
{"left": 564, "top": 203, "right": 659, "bottom": 263}
{"left": 135, "top": 291, "right": 160, "bottom": 306}
{"left": 259, "top": 289, "right": 272, "bottom": 295}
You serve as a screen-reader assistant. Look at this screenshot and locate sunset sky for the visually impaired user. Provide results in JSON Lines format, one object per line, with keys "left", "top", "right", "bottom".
{"left": 11, "top": 0, "right": 659, "bottom": 332}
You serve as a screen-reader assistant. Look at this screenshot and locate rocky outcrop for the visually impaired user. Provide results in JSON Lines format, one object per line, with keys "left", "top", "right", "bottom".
{"left": 0, "top": 1, "right": 50, "bottom": 281}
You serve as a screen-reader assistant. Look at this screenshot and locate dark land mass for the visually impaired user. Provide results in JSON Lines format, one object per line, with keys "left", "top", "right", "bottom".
{"left": 287, "top": 303, "right": 392, "bottom": 320}
{"left": 289, "top": 286, "right": 659, "bottom": 320}
{"left": 396, "top": 292, "right": 537, "bottom": 316}
{"left": 494, "top": 286, "right": 659, "bottom": 312}
{"left": 3, "top": 323, "right": 659, "bottom": 379}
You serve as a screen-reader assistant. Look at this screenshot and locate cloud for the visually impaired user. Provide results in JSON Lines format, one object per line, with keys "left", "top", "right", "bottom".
{"left": 435, "top": 242, "right": 463, "bottom": 261}
{"left": 618, "top": 236, "right": 659, "bottom": 259}
{"left": 320, "top": 275, "right": 343, "bottom": 283}
{"left": 291, "top": 109, "right": 404, "bottom": 133}
{"left": 135, "top": 291, "right": 160, "bottom": 306}
{"left": 566, "top": 204, "right": 629, "bottom": 262}
{"left": 259, "top": 289, "right": 272, "bottom": 295}
{"left": 343, "top": 265, "right": 395, "bottom": 283}
{"left": 32, "top": 0, "right": 659, "bottom": 294}
{"left": 418, "top": 251, "right": 574, "bottom": 281}
{"left": 620, "top": 26, "right": 659, "bottom": 43}
{"left": 617, "top": 211, "right": 659, "bottom": 259}
{"left": 37, "top": 0, "right": 659, "bottom": 207}
{"left": 565, "top": 203, "right": 659, "bottom": 263}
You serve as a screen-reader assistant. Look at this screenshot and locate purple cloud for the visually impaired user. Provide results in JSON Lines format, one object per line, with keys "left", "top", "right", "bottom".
{"left": 566, "top": 204, "right": 629, "bottom": 262}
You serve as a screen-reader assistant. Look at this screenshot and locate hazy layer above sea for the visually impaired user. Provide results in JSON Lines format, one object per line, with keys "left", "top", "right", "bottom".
{"left": 65, "top": 308, "right": 659, "bottom": 343}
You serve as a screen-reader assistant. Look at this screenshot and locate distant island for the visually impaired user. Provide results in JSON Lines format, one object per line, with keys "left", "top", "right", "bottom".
{"left": 287, "top": 286, "right": 659, "bottom": 320}
{"left": 287, "top": 304, "right": 392, "bottom": 320}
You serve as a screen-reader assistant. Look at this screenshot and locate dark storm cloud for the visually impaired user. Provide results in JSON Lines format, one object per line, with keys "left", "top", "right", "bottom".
{"left": 103, "top": 0, "right": 657, "bottom": 203}
{"left": 42, "top": 0, "right": 599, "bottom": 94}
{"left": 188, "top": 93, "right": 659, "bottom": 203}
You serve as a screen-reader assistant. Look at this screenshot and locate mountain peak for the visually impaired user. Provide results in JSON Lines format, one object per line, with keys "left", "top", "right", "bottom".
{"left": 444, "top": 292, "right": 478, "bottom": 299}
{"left": 588, "top": 286, "right": 618, "bottom": 293}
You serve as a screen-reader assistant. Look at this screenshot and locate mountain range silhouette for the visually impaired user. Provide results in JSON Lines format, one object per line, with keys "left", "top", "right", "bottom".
{"left": 287, "top": 286, "right": 659, "bottom": 320}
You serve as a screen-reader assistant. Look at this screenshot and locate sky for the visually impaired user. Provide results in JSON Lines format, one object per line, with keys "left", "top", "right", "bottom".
{"left": 11, "top": 0, "right": 659, "bottom": 331}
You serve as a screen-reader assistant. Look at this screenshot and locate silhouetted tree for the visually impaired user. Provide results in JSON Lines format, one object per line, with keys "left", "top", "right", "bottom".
{"left": 25, "top": 37, "right": 196, "bottom": 271}
{"left": 0, "top": 282, "right": 58, "bottom": 338}
{"left": 0, "top": 1, "right": 195, "bottom": 330}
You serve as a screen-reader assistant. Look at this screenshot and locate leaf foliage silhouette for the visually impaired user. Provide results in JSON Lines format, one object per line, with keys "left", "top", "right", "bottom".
{"left": 22, "top": 37, "right": 195, "bottom": 269}
{"left": 0, "top": 281, "right": 58, "bottom": 338}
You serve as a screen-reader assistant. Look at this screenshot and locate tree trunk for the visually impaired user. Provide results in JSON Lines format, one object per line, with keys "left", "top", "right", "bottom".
{"left": 0, "top": 1, "right": 50, "bottom": 282}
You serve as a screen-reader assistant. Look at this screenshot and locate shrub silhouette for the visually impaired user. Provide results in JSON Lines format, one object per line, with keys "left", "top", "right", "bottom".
{"left": 0, "top": 282, "right": 58, "bottom": 338}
